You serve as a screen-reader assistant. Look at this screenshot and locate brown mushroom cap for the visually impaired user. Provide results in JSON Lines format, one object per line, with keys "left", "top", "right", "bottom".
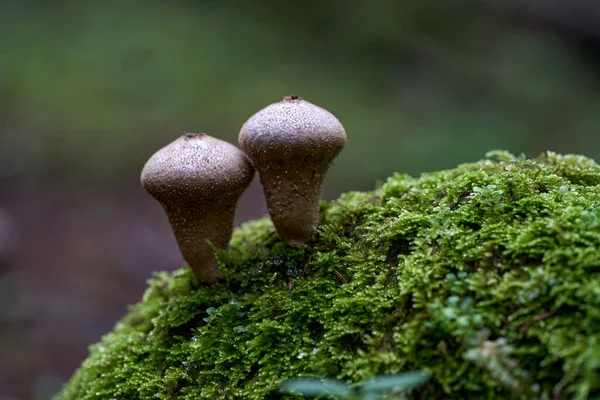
{"left": 239, "top": 96, "right": 346, "bottom": 242}
{"left": 141, "top": 133, "right": 254, "bottom": 283}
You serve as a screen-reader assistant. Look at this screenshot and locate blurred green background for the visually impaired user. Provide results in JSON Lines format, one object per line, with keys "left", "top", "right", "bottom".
{"left": 2, "top": 0, "right": 600, "bottom": 398}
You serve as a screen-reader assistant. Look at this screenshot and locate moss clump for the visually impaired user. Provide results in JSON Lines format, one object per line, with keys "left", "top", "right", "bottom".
{"left": 57, "top": 151, "right": 600, "bottom": 399}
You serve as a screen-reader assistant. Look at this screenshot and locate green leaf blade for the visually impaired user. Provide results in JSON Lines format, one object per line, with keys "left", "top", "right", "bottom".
{"left": 279, "top": 378, "right": 353, "bottom": 398}
{"left": 359, "top": 371, "right": 430, "bottom": 395}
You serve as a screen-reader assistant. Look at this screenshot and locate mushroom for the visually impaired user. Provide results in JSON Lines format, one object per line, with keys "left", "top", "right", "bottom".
{"left": 141, "top": 133, "right": 254, "bottom": 284}
{"left": 239, "top": 96, "right": 346, "bottom": 242}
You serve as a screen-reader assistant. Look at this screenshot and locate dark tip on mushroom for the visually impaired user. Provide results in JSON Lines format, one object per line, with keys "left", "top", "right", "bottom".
{"left": 183, "top": 132, "right": 204, "bottom": 140}
{"left": 141, "top": 133, "right": 254, "bottom": 284}
{"left": 239, "top": 96, "right": 346, "bottom": 243}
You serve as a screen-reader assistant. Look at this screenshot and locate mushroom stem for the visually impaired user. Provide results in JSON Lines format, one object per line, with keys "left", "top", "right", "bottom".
{"left": 259, "top": 164, "right": 325, "bottom": 242}
{"left": 162, "top": 201, "right": 235, "bottom": 283}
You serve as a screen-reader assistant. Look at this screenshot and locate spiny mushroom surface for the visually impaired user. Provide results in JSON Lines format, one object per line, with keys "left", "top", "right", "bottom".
{"left": 239, "top": 96, "right": 346, "bottom": 242}
{"left": 141, "top": 133, "right": 254, "bottom": 284}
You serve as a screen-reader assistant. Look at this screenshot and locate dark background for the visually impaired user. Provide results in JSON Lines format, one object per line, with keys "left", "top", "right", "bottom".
{"left": 2, "top": 1, "right": 600, "bottom": 398}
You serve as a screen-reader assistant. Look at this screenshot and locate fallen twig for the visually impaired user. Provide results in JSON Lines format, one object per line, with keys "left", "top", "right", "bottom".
{"left": 333, "top": 269, "right": 348, "bottom": 284}
{"left": 520, "top": 311, "right": 557, "bottom": 336}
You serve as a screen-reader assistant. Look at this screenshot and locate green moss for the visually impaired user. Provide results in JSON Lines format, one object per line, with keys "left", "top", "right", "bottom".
{"left": 57, "top": 151, "right": 600, "bottom": 399}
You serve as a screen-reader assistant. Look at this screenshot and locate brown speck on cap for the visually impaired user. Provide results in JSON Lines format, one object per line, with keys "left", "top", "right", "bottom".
{"left": 141, "top": 133, "right": 254, "bottom": 284}
{"left": 239, "top": 96, "right": 346, "bottom": 242}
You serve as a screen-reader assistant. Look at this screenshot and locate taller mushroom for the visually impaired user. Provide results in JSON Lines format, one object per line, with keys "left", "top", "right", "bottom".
{"left": 141, "top": 133, "right": 254, "bottom": 284}
{"left": 239, "top": 96, "right": 346, "bottom": 243}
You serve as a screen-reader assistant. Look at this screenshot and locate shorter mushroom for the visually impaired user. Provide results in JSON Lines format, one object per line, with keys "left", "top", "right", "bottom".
{"left": 141, "top": 133, "right": 254, "bottom": 284}
{"left": 239, "top": 96, "right": 346, "bottom": 242}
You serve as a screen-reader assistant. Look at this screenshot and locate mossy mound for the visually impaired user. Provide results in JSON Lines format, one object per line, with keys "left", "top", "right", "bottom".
{"left": 57, "top": 151, "right": 600, "bottom": 399}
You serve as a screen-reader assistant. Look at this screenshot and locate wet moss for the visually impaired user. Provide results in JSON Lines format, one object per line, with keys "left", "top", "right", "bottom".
{"left": 57, "top": 151, "right": 600, "bottom": 399}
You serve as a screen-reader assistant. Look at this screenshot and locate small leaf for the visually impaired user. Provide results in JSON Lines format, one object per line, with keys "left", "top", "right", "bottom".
{"left": 359, "top": 371, "right": 430, "bottom": 394}
{"left": 206, "top": 307, "right": 217, "bottom": 316}
{"left": 279, "top": 378, "right": 353, "bottom": 398}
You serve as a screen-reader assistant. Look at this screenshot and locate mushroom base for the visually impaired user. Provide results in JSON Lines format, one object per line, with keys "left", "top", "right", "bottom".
{"left": 164, "top": 203, "right": 236, "bottom": 284}
{"left": 259, "top": 167, "right": 327, "bottom": 242}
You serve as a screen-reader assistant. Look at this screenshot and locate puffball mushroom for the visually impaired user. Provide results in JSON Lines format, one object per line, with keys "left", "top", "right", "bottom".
{"left": 239, "top": 96, "right": 346, "bottom": 242}
{"left": 141, "top": 133, "right": 254, "bottom": 284}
